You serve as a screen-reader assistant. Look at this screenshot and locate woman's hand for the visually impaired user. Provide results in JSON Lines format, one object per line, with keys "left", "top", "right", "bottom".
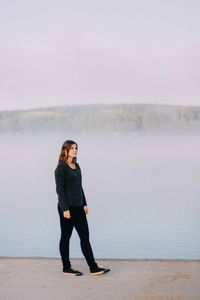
{"left": 63, "top": 210, "right": 71, "bottom": 219}
{"left": 83, "top": 206, "right": 89, "bottom": 215}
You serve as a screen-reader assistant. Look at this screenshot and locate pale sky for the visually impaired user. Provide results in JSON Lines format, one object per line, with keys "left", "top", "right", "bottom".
{"left": 0, "top": 0, "right": 200, "bottom": 111}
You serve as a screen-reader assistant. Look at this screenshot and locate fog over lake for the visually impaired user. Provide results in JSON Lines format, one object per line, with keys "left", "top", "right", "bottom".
{"left": 0, "top": 133, "right": 199, "bottom": 259}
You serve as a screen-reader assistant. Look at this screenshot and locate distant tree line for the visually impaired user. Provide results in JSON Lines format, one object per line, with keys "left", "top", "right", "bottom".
{"left": 0, "top": 103, "right": 200, "bottom": 134}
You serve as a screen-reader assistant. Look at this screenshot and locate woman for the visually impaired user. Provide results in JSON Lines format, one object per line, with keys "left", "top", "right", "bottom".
{"left": 54, "top": 139, "right": 110, "bottom": 276}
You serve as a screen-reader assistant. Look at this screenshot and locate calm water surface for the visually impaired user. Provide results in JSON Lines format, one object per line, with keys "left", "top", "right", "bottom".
{"left": 0, "top": 133, "right": 199, "bottom": 259}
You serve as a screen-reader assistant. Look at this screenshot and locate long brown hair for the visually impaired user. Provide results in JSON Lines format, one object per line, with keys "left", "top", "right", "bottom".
{"left": 58, "top": 140, "right": 78, "bottom": 164}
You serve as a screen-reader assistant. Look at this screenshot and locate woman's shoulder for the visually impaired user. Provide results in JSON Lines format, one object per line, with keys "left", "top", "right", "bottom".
{"left": 76, "top": 162, "right": 81, "bottom": 169}
{"left": 55, "top": 162, "right": 68, "bottom": 173}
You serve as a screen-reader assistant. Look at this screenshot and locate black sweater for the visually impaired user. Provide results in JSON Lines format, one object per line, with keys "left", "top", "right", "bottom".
{"left": 54, "top": 162, "right": 87, "bottom": 212}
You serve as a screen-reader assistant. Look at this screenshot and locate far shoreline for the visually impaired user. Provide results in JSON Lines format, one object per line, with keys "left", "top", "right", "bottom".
{"left": 1, "top": 256, "right": 199, "bottom": 262}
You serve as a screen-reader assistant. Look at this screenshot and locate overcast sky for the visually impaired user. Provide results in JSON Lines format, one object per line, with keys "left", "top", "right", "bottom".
{"left": 0, "top": 0, "right": 200, "bottom": 111}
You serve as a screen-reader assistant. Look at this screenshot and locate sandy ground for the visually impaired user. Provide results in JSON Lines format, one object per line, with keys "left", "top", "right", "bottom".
{"left": 0, "top": 257, "right": 199, "bottom": 300}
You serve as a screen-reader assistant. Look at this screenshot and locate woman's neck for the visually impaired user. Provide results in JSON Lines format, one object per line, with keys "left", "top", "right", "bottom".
{"left": 67, "top": 158, "right": 74, "bottom": 164}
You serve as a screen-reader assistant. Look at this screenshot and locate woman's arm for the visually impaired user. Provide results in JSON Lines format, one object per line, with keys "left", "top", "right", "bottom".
{"left": 77, "top": 162, "right": 88, "bottom": 214}
{"left": 82, "top": 187, "right": 88, "bottom": 215}
{"left": 81, "top": 187, "right": 87, "bottom": 206}
{"left": 54, "top": 165, "right": 69, "bottom": 212}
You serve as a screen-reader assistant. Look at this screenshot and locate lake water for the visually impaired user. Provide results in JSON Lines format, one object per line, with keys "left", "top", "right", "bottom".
{"left": 0, "top": 132, "right": 199, "bottom": 259}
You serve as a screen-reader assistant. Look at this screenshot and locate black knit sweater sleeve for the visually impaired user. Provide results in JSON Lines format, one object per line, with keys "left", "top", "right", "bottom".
{"left": 54, "top": 164, "right": 69, "bottom": 212}
{"left": 76, "top": 162, "right": 87, "bottom": 206}
{"left": 81, "top": 187, "right": 87, "bottom": 206}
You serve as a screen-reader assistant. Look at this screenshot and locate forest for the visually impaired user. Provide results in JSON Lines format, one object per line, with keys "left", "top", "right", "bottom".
{"left": 0, "top": 103, "right": 200, "bottom": 134}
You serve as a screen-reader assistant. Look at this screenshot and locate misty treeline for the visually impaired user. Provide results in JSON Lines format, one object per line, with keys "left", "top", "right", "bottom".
{"left": 0, "top": 103, "right": 200, "bottom": 134}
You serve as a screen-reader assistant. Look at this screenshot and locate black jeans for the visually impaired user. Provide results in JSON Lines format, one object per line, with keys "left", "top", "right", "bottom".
{"left": 57, "top": 204, "right": 98, "bottom": 270}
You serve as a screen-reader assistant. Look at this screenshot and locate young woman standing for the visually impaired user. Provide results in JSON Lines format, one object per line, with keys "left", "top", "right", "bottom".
{"left": 54, "top": 139, "right": 110, "bottom": 276}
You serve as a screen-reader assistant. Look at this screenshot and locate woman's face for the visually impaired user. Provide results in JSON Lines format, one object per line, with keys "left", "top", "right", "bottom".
{"left": 66, "top": 143, "right": 78, "bottom": 159}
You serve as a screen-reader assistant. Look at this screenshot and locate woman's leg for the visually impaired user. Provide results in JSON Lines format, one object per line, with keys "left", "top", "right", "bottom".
{"left": 73, "top": 207, "right": 98, "bottom": 269}
{"left": 57, "top": 204, "right": 74, "bottom": 270}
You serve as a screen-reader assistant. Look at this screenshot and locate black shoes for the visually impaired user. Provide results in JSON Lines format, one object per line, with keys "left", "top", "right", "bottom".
{"left": 62, "top": 265, "right": 111, "bottom": 276}
{"left": 63, "top": 267, "right": 83, "bottom": 276}
{"left": 90, "top": 266, "right": 110, "bottom": 275}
